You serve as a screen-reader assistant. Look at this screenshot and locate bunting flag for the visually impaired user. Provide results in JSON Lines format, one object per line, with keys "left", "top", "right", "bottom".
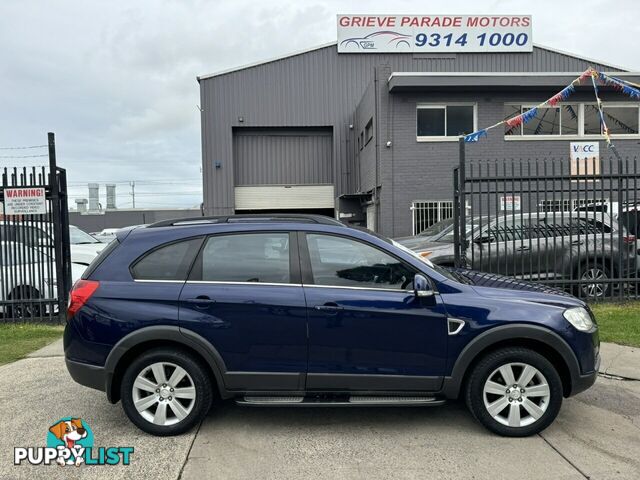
{"left": 463, "top": 129, "right": 488, "bottom": 142}
{"left": 462, "top": 66, "right": 637, "bottom": 145}
{"left": 589, "top": 71, "right": 612, "bottom": 145}
{"left": 548, "top": 84, "right": 576, "bottom": 106}
{"left": 598, "top": 72, "right": 640, "bottom": 100}
{"left": 463, "top": 67, "right": 595, "bottom": 143}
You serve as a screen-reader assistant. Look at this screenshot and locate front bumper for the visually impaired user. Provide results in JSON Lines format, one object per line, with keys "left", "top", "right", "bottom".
{"left": 570, "top": 351, "right": 600, "bottom": 396}
{"left": 65, "top": 358, "right": 106, "bottom": 393}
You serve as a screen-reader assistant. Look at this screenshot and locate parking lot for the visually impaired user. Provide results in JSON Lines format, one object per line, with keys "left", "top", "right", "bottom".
{"left": 1, "top": 340, "right": 638, "bottom": 480}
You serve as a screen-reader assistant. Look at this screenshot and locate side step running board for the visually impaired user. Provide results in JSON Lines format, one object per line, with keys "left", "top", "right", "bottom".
{"left": 237, "top": 395, "right": 445, "bottom": 407}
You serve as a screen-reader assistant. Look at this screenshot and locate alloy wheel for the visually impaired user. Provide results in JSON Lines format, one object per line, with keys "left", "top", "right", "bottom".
{"left": 482, "top": 362, "right": 551, "bottom": 428}
{"left": 132, "top": 362, "right": 196, "bottom": 426}
{"left": 580, "top": 267, "right": 608, "bottom": 298}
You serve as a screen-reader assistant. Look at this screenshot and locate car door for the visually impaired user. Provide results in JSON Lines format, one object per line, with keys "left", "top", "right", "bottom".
{"left": 300, "top": 232, "right": 448, "bottom": 391}
{"left": 472, "top": 217, "right": 537, "bottom": 277}
{"left": 178, "top": 230, "right": 308, "bottom": 391}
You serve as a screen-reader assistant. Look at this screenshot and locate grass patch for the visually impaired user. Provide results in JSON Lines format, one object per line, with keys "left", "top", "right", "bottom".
{"left": 591, "top": 302, "right": 640, "bottom": 348}
{"left": 0, "top": 323, "right": 64, "bottom": 366}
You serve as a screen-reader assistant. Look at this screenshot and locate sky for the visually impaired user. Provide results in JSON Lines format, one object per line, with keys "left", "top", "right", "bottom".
{"left": 0, "top": 0, "right": 638, "bottom": 209}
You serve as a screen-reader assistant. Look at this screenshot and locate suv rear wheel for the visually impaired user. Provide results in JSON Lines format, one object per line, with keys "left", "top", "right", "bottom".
{"left": 465, "top": 347, "right": 563, "bottom": 437}
{"left": 120, "top": 348, "right": 212, "bottom": 436}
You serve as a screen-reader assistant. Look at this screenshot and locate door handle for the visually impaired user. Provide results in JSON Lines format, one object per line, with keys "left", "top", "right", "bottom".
{"left": 571, "top": 240, "right": 584, "bottom": 246}
{"left": 516, "top": 246, "right": 530, "bottom": 251}
{"left": 314, "top": 303, "right": 344, "bottom": 312}
{"left": 184, "top": 296, "right": 216, "bottom": 309}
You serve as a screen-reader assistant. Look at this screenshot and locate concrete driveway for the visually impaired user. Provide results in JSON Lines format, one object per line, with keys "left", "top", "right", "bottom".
{"left": 0, "top": 341, "right": 638, "bottom": 480}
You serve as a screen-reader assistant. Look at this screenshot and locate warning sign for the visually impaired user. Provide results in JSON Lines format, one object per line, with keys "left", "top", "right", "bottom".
{"left": 500, "top": 195, "right": 521, "bottom": 212}
{"left": 3, "top": 188, "right": 47, "bottom": 215}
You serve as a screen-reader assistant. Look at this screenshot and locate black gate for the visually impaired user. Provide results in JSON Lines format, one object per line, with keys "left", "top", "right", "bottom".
{"left": 453, "top": 143, "right": 640, "bottom": 301}
{"left": 0, "top": 133, "right": 71, "bottom": 322}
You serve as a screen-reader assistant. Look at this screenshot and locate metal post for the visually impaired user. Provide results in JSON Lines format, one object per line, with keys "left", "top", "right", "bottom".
{"left": 458, "top": 137, "right": 467, "bottom": 268}
{"left": 58, "top": 168, "right": 72, "bottom": 297}
{"left": 453, "top": 167, "right": 460, "bottom": 266}
{"left": 130, "top": 181, "right": 136, "bottom": 209}
{"left": 612, "top": 146, "right": 625, "bottom": 299}
{"left": 48, "top": 132, "right": 65, "bottom": 321}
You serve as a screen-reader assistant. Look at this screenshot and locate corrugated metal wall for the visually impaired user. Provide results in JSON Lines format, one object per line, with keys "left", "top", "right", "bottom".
{"left": 233, "top": 128, "right": 332, "bottom": 186}
{"left": 200, "top": 43, "right": 624, "bottom": 216}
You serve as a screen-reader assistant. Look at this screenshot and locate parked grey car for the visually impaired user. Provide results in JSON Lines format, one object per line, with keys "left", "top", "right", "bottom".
{"left": 397, "top": 213, "right": 639, "bottom": 298}
{"left": 394, "top": 218, "right": 456, "bottom": 250}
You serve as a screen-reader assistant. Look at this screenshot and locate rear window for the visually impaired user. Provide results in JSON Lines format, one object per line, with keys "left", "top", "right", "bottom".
{"left": 82, "top": 238, "right": 120, "bottom": 279}
{"left": 130, "top": 237, "right": 203, "bottom": 281}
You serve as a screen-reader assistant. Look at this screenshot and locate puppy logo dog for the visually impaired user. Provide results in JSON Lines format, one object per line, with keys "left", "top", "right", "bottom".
{"left": 48, "top": 418, "right": 87, "bottom": 466}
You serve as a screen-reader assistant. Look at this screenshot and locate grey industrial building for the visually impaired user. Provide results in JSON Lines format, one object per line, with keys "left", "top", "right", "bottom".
{"left": 198, "top": 42, "right": 640, "bottom": 237}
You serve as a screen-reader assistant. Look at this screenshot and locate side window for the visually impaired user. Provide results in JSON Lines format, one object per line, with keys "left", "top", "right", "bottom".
{"left": 199, "top": 233, "right": 290, "bottom": 283}
{"left": 486, "top": 218, "right": 529, "bottom": 241}
{"left": 16, "top": 226, "right": 49, "bottom": 247}
{"left": 619, "top": 210, "right": 639, "bottom": 236}
{"left": 306, "top": 234, "right": 416, "bottom": 290}
{"left": 131, "top": 238, "right": 202, "bottom": 281}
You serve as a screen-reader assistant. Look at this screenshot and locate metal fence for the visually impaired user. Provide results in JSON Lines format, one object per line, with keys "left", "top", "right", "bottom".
{"left": 453, "top": 151, "right": 640, "bottom": 301}
{"left": 0, "top": 133, "right": 71, "bottom": 322}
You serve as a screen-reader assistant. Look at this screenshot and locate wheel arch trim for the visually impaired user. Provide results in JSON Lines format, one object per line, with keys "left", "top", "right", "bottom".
{"left": 104, "top": 325, "right": 228, "bottom": 401}
{"left": 442, "top": 323, "right": 581, "bottom": 399}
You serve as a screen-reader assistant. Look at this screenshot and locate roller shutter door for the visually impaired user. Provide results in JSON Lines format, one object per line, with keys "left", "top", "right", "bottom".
{"left": 233, "top": 128, "right": 334, "bottom": 210}
{"left": 235, "top": 185, "right": 335, "bottom": 210}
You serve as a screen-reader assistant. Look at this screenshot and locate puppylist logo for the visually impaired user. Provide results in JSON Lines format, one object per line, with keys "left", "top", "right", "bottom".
{"left": 14, "top": 417, "right": 133, "bottom": 467}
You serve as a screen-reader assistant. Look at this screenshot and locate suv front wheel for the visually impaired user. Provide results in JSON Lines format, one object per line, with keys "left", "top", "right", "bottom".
{"left": 465, "top": 347, "right": 563, "bottom": 437}
{"left": 120, "top": 348, "right": 213, "bottom": 436}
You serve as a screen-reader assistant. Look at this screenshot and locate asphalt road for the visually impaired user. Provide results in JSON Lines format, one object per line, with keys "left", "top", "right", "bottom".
{"left": 1, "top": 340, "right": 639, "bottom": 480}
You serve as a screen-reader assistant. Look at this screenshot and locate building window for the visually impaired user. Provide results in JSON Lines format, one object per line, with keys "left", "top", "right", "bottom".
{"left": 504, "top": 104, "right": 579, "bottom": 136}
{"left": 584, "top": 104, "right": 639, "bottom": 135}
{"left": 505, "top": 103, "right": 640, "bottom": 138}
{"left": 537, "top": 198, "right": 605, "bottom": 213}
{"left": 411, "top": 200, "right": 454, "bottom": 235}
{"left": 417, "top": 104, "right": 475, "bottom": 140}
{"left": 365, "top": 118, "right": 373, "bottom": 145}
{"left": 359, "top": 131, "right": 364, "bottom": 150}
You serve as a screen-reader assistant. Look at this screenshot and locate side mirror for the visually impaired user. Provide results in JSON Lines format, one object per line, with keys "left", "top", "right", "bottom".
{"left": 413, "top": 273, "right": 435, "bottom": 297}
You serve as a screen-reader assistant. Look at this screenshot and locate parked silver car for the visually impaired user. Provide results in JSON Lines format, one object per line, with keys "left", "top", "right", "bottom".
{"left": 397, "top": 212, "right": 639, "bottom": 298}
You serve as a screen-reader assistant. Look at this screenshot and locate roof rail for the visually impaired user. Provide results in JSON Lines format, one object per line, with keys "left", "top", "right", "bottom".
{"left": 148, "top": 214, "right": 344, "bottom": 228}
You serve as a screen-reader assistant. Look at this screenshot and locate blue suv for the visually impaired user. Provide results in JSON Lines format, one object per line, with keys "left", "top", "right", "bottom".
{"left": 64, "top": 215, "right": 599, "bottom": 437}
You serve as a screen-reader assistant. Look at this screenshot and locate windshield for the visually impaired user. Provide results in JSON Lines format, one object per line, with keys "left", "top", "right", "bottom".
{"left": 70, "top": 226, "right": 100, "bottom": 244}
{"left": 418, "top": 218, "right": 454, "bottom": 237}
{"left": 434, "top": 216, "right": 487, "bottom": 243}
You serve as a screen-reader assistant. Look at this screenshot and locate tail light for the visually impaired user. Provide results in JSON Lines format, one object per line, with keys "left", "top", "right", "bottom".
{"left": 67, "top": 280, "right": 100, "bottom": 319}
{"left": 623, "top": 235, "right": 636, "bottom": 244}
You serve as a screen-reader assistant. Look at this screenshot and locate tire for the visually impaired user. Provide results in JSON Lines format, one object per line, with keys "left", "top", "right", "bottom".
{"left": 7, "top": 287, "right": 42, "bottom": 320}
{"left": 465, "top": 347, "right": 563, "bottom": 437}
{"left": 576, "top": 262, "right": 611, "bottom": 299}
{"left": 120, "top": 348, "right": 213, "bottom": 436}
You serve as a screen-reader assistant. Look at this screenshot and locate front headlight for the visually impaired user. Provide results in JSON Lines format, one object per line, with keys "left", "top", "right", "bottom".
{"left": 563, "top": 307, "right": 594, "bottom": 332}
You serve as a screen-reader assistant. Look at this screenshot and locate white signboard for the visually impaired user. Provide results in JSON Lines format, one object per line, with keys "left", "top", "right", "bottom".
{"left": 3, "top": 188, "right": 47, "bottom": 215}
{"left": 570, "top": 142, "right": 600, "bottom": 176}
{"left": 337, "top": 15, "right": 532, "bottom": 53}
{"left": 500, "top": 195, "right": 521, "bottom": 212}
